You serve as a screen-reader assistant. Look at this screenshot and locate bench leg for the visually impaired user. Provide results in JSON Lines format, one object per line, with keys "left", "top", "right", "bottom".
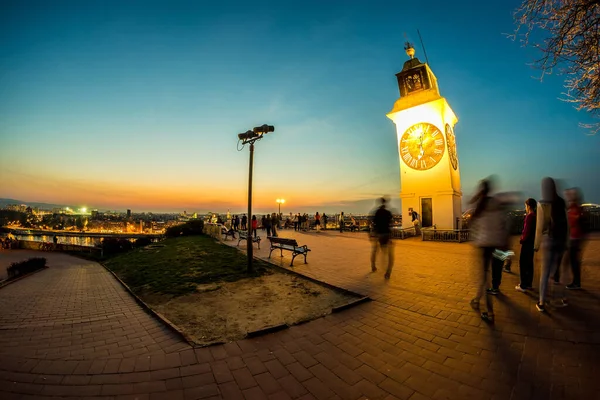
{"left": 280, "top": 248, "right": 283, "bottom": 257}
{"left": 268, "top": 248, "right": 274, "bottom": 259}
{"left": 290, "top": 253, "right": 296, "bottom": 267}
{"left": 257, "top": 240, "right": 260, "bottom": 249}
{"left": 304, "top": 254, "right": 308, "bottom": 264}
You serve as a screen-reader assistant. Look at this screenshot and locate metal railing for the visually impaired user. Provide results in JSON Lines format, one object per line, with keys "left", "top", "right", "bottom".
{"left": 390, "top": 226, "right": 417, "bottom": 240}
{"left": 421, "top": 229, "right": 471, "bottom": 243}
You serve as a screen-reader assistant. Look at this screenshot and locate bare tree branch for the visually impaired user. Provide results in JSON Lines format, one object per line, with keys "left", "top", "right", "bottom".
{"left": 509, "top": 0, "right": 600, "bottom": 134}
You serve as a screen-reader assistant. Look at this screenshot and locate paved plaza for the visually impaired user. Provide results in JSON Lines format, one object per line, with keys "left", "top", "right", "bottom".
{"left": 0, "top": 232, "right": 599, "bottom": 399}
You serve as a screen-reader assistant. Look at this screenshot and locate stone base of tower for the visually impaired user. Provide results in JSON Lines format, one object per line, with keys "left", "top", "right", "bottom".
{"left": 401, "top": 191, "right": 462, "bottom": 230}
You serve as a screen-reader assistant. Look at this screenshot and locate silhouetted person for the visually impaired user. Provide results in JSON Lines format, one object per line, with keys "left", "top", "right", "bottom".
{"left": 271, "top": 213, "right": 278, "bottom": 237}
{"left": 566, "top": 188, "right": 586, "bottom": 290}
{"left": 251, "top": 215, "right": 258, "bottom": 238}
{"left": 370, "top": 198, "right": 394, "bottom": 279}
{"left": 241, "top": 214, "right": 247, "bottom": 231}
{"left": 322, "top": 213, "right": 328, "bottom": 230}
{"left": 534, "top": 177, "right": 569, "bottom": 312}
{"left": 408, "top": 207, "right": 420, "bottom": 234}
{"left": 315, "top": 212, "right": 321, "bottom": 232}
{"left": 265, "top": 214, "right": 272, "bottom": 237}
{"left": 339, "top": 212, "right": 345, "bottom": 233}
{"left": 516, "top": 198, "right": 537, "bottom": 292}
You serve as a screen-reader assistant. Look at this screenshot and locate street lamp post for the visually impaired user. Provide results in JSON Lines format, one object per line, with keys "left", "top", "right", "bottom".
{"left": 238, "top": 124, "right": 275, "bottom": 272}
{"left": 276, "top": 199, "right": 285, "bottom": 217}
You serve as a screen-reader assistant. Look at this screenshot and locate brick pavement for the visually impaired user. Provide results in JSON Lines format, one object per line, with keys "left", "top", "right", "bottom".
{"left": 0, "top": 233, "right": 599, "bottom": 400}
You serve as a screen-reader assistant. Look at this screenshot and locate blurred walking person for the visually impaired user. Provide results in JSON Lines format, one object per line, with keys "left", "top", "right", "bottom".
{"left": 565, "top": 188, "right": 586, "bottom": 290}
{"left": 516, "top": 198, "right": 537, "bottom": 292}
{"left": 469, "top": 178, "right": 514, "bottom": 323}
{"left": 534, "top": 177, "right": 569, "bottom": 312}
{"left": 370, "top": 198, "right": 394, "bottom": 279}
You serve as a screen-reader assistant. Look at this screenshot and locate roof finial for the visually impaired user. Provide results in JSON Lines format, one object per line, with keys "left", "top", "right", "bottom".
{"left": 404, "top": 41, "right": 415, "bottom": 59}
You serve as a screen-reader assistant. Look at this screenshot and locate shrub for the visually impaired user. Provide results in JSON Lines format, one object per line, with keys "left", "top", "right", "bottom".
{"left": 102, "top": 238, "right": 134, "bottom": 255}
{"left": 134, "top": 237, "right": 153, "bottom": 248}
{"left": 165, "top": 219, "right": 204, "bottom": 238}
{"left": 6, "top": 257, "right": 46, "bottom": 279}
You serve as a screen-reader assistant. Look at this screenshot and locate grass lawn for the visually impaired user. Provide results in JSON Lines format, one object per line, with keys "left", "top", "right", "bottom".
{"left": 104, "top": 235, "right": 271, "bottom": 297}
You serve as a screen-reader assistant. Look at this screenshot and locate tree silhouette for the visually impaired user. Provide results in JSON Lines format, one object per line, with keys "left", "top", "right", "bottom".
{"left": 510, "top": 0, "right": 600, "bottom": 134}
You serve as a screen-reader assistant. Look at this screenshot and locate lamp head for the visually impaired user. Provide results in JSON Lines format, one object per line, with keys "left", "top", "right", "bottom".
{"left": 253, "top": 124, "right": 275, "bottom": 134}
{"left": 237, "top": 130, "right": 255, "bottom": 140}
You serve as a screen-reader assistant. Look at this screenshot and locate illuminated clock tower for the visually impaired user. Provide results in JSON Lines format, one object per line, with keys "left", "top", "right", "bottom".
{"left": 386, "top": 43, "right": 462, "bottom": 230}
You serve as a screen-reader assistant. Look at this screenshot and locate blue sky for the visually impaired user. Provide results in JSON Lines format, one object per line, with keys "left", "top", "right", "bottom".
{"left": 1, "top": 0, "right": 598, "bottom": 214}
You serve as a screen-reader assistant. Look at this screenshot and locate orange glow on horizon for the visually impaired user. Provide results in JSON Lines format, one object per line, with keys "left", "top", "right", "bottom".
{"left": 0, "top": 169, "right": 382, "bottom": 212}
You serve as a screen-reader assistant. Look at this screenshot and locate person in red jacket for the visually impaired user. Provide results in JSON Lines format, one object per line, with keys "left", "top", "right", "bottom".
{"left": 516, "top": 198, "right": 537, "bottom": 292}
{"left": 565, "top": 188, "right": 586, "bottom": 290}
{"left": 251, "top": 215, "right": 258, "bottom": 238}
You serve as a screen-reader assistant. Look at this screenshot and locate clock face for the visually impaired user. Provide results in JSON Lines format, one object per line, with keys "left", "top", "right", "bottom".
{"left": 445, "top": 124, "right": 458, "bottom": 170}
{"left": 400, "top": 122, "right": 445, "bottom": 171}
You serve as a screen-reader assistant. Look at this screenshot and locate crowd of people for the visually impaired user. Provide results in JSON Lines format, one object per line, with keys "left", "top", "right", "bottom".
{"left": 220, "top": 211, "right": 355, "bottom": 238}
{"left": 206, "top": 183, "right": 592, "bottom": 319}
{"left": 468, "top": 176, "right": 589, "bottom": 322}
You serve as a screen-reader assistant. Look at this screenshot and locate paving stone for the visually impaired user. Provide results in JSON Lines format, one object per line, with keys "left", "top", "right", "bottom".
{"left": 1, "top": 235, "right": 600, "bottom": 399}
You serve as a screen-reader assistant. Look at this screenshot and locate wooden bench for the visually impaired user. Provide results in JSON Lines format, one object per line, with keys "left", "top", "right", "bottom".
{"left": 268, "top": 237, "right": 310, "bottom": 266}
{"left": 341, "top": 222, "right": 360, "bottom": 232}
{"left": 237, "top": 231, "right": 261, "bottom": 249}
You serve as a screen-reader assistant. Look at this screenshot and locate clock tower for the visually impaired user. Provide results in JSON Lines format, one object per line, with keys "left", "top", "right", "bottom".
{"left": 386, "top": 43, "right": 462, "bottom": 230}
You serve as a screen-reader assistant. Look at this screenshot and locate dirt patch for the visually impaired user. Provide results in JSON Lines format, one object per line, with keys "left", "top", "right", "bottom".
{"left": 144, "top": 272, "right": 357, "bottom": 346}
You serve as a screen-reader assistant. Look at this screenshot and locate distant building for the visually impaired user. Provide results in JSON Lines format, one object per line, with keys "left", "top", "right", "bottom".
{"left": 6, "top": 204, "right": 27, "bottom": 213}
{"left": 91, "top": 210, "right": 99, "bottom": 219}
{"left": 127, "top": 209, "right": 131, "bottom": 219}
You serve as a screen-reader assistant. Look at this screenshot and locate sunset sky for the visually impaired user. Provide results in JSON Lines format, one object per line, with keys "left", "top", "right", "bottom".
{"left": 1, "top": 0, "right": 599, "bottom": 214}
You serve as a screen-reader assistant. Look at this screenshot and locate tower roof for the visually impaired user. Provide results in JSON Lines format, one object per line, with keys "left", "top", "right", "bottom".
{"left": 389, "top": 45, "right": 442, "bottom": 113}
{"left": 401, "top": 57, "right": 426, "bottom": 72}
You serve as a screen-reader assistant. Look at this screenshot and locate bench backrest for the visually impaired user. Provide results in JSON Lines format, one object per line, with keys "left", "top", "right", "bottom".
{"left": 269, "top": 237, "right": 298, "bottom": 246}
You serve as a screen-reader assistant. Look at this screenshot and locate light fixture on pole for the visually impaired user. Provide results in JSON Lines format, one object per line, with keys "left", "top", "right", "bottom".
{"left": 276, "top": 199, "right": 285, "bottom": 217}
{"left": 237, "top": 124, "right": 275, "bottom": 272}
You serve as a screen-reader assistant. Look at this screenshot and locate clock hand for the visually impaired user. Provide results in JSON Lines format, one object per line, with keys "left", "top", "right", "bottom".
{"left": 417, "top": 134, "right": 424, "bottom": 160}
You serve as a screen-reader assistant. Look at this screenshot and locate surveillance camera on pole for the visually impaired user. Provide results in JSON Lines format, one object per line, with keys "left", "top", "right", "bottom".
{"left": 237, "top": 123, "right": 276, "bottom": 272}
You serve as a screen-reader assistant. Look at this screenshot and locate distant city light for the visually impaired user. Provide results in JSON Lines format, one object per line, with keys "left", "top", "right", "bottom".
{"left": 81, "top": 207, "right": 87, "bottom": 213}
